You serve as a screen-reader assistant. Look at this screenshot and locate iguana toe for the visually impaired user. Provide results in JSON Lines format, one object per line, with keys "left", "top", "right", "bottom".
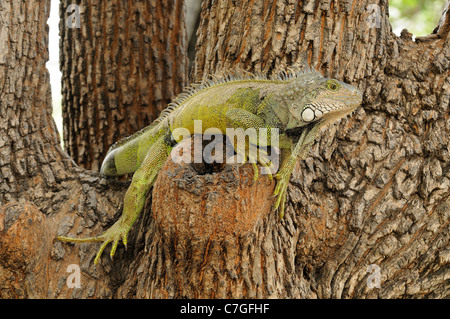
{"left": 57, "top": 218, "right": 131, "bottom": 264}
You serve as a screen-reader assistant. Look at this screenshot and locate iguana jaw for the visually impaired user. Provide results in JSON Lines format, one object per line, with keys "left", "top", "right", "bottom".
{"left": 284, "top": 96, "right": 359, "bottom": 141}
{"left": 285, "top": 95, "right": 361, "bottom": 130}
{"left": 318, "top": 99, "right": 361, "bottom": 128}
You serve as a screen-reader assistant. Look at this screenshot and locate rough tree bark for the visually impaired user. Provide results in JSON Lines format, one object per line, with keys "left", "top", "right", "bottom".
{"left": 60, "top": 0, "right": 188, "bottom": 170}
{"left": 0, "top": 0, "right": 449, "bottom": 299}
{"left": 119, "top": 0, "right": 450, "bottom": 298}
{"left": 0, "top": 0, "right": 135, "bottom": 298}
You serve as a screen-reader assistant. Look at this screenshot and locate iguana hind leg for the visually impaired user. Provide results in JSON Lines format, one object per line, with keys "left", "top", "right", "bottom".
{"left": 58, "top": 134, "right": 172, "bottom": 264}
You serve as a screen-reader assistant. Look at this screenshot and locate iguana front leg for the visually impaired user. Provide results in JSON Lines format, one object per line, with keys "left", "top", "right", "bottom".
{"left": 273, "top": 123, "right": 321, "bottom": 218}
{"left": 225, "top": 108, "right": 277, "bottom": 180}
{"left": 58, "top": 134, "right": 172, "bottom": 264}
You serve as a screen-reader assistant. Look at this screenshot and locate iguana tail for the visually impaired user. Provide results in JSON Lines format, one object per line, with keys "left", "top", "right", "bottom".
{"left": 100, "top": 120, "right": 170, "bottom": 176}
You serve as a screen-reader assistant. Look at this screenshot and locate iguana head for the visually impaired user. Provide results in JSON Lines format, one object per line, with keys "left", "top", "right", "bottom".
{"left": 278, "top": 76, "right": 362, "bottom": 130}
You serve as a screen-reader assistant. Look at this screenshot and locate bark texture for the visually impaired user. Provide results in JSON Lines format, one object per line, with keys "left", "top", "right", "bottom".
{"left": 60, "top": 0, "right": 188, "bottom": 170}
{"left": 195, "top": 0, "right": 449, "bottom": 298}
{"left": 0, "top": 0, "right": 115, "bottom": 298}
{"left": 127, "top": 0, "right": 450, "bottom": 298}
{"left": 0, "top": 0, "right": 449, "bottom": 299}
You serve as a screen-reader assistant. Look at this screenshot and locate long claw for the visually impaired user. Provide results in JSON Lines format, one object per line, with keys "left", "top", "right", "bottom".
{"left": 266, "top": 164, "right": 274, "bottom": 180}
{"left": 273, "top": 191, "right": 282, "bottom": 209}
{"left": 271, "top": 169, "right": 290, "bottom": 219}
{"left": 251, "top": 162, "right": 259, "bottom": 181}
{"left": 110, "top": 237, "right": 120, "bottom": 259}
{"left": 271, "top": 191, "right": 286, "bottom": 219}
{"left": 258, "top": 157, "right": 274, "bottom": 181}
{"left": 94, "top": 239, "right": 111, "bottom": 264}
{"left": 122, "top": 233, "right": 128, "bottom": 250}
{"left": 57, "top": 235, "right": 105, "bottom": 243}
{"left": 273, "top": 182, "right": 281, "bottom": 196}
{"left": 279, "top": 195, "right": 286, "bottom": 219}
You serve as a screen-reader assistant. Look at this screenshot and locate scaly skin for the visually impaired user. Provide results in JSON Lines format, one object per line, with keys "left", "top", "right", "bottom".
{"left": 57, "top": 68, "right": 362, "bottom": 264}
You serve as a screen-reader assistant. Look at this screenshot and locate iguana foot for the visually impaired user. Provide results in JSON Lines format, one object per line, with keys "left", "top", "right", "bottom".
{"left": 57, "top": 218, "right": 130, "bottom": 264}
{"left": 236, "top": 147, "right": 274, "bottom": 182}
{"left": 256, "top": 148, "right": 275, "bottom": 181}
{"left": 249, "top": 148, "right": 275, "bottom": 181}
{"left": 272, "top": 171, "right": 290, "bottom": 218}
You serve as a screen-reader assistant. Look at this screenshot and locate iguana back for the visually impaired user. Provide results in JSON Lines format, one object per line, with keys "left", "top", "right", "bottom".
{"left": 100, "top": 68, "right": 324, "bottom": 176}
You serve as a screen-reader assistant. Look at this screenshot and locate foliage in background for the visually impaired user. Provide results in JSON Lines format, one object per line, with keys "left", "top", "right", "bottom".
{"left": 389, "top": 0, "right": 445, "bottom": 36}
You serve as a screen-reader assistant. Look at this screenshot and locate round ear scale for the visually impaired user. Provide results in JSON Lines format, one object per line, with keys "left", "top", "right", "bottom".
{"left": 301, "top": 107, "right": 315, "bottom": 122}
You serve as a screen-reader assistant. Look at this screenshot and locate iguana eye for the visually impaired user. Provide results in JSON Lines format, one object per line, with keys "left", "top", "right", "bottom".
{"left": 327, "top": 81, "right": 339, "bottom": 91}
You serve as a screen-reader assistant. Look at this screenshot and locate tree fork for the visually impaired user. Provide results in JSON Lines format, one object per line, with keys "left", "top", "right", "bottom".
{"left": 114, "top": 138, "right": 314, "bottom": 298}
{"left": 0, "top": 0, "right": 449, "bottom": 299}
{"left": 136, "top": 0, "right": 450, "bottom": 298}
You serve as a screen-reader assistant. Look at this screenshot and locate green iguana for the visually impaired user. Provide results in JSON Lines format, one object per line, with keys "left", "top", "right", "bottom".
{"left": 58, "top": 66, "right": 362, "bottom": 264}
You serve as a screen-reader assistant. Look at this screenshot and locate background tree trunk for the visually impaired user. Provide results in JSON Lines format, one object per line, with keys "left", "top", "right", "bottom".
{"left": 60, "top": 0, "right": 188, "bottom": 171}
{"left": 0, "top": 0, "right": 449, "bottom": 299}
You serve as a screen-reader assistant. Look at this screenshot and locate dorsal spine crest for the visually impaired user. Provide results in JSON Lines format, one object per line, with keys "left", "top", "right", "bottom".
{"left": 108, "top": 65, "right": 322, "bottom": 152}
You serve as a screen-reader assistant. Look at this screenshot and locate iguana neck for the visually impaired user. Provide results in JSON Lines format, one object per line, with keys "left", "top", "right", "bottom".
{"left": 258, "top": 94, "right": 308, "bottom": 132}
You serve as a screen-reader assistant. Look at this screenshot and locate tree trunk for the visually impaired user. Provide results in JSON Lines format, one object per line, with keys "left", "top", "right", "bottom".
{"left": 0, "top": 0, "right": 449, "bottom": 299}
{"left": 60, "top": 0, "right": 188, "bottom": 171}
{"left": 119, "top": 0, "right": 450, "bottom": 298}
